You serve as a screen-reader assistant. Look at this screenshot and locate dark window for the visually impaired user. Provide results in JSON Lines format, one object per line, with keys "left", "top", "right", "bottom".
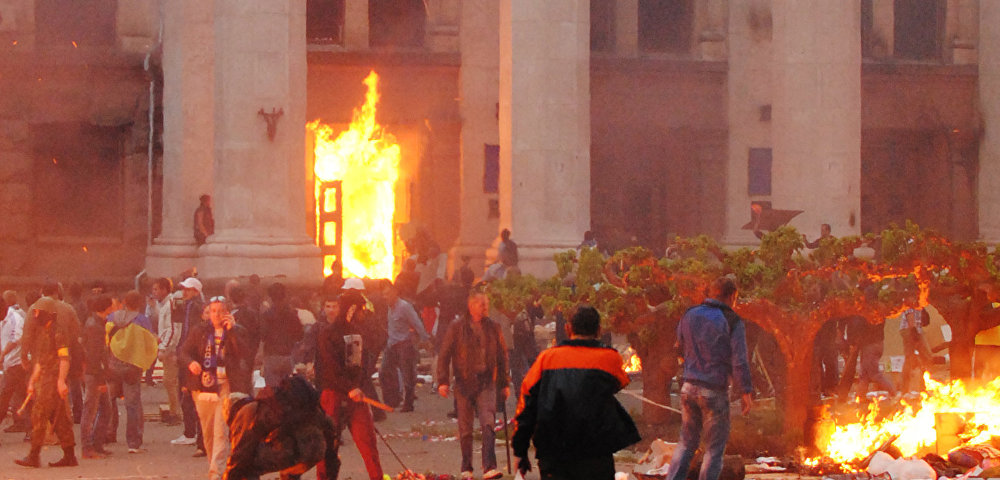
{"left": 307, "top": 0, "right": 345, "bottom": 44}
{"left": 35, "top": 0, "right": 116, "bottom": 47}
{"left": 483, "top": 144, "right": 499, "bottom": 194}
{"left": 591, "top": 0, "right": 615, "bottom": 52}
{"left": 748, "top": 148, "right": 772, "bottom": 196}
{"left": 32, "top": 123, "right": 125, "bottom": 238}
{"left": 638, "top": 0, "right": 693, "bottom": 53}
{"left": 369, "top": 0, "right": 425, "bottom": 48}
{"left": 894, "top": 0, "right": 943, "bottom": 60}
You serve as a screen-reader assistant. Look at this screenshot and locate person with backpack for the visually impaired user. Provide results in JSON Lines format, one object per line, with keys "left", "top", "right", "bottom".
{"left": 664, "top": 277, "right": 753, "bottom": 480}
{"left": 106, "top": 290, "right": 156, "bottom": 454}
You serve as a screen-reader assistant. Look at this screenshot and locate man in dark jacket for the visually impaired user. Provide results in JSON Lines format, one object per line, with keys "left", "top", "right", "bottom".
{"left": 665, "top": 277, "right": 753, "bottom": 480}
{"left": 512, "top": 305, "right": 640, "bottom": 480}
{"left": 313, "top": 294, "right": 384, "bottom": 480}
{"left": 437, "top": 291, "right": 509, "bottom": 480}
{"left": 80, "top": 295, "right": 114, "bottom": 459}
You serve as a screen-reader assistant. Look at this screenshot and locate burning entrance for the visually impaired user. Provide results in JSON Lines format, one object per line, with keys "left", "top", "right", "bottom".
{"left": 308, "top": 71, "right": 401, "bottom": 279}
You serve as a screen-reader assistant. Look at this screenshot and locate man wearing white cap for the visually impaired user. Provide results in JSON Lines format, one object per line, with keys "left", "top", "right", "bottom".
{"left": 170, "top": 277, "right": 205, "bottom": 448}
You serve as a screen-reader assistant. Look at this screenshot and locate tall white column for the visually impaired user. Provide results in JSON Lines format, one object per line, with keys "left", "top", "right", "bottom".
{"left": 771, "top": 0, "right": 861, "bottom": 236}
{"left": 450, "top": 0, "right": 500, "bottom": 274}
{"left": 499, "top": 0, "right": 590, "bottom": 277}
{"left": 197, "top": 0, "right": 320, "bottom": 283}
{"left": 979, "top": 3, "right": 1000, "bottom": 242}
{"left": 343, "top": 0, "right": 369, "bottom": 50}
{"left": 146, "top": 0, "right": 215, "bottom": 276}
{"left": 723, "top": 0, "right": 774, "bottom": 245}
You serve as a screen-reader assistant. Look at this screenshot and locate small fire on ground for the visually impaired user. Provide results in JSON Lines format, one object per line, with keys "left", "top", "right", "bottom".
{"left": 810, "top": 373, "right": 1000, "bottom": 467}
{"left": 308, "top": 71, "right": 400, "bottom": 279}
{"left": 622, "top": 347, "right": 642, "bottom": 374}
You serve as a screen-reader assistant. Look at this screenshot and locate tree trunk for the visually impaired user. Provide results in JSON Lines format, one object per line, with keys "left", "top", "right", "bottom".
{"left": 778, "top": 341, "right": 815, "bottom": 448}
{"left": 634, "top": 328, "right": 679, "bottom": 425}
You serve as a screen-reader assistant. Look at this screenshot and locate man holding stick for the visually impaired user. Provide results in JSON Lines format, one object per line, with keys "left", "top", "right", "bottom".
{"left": 314, "top": 294, "right": 385, "bottom": 480}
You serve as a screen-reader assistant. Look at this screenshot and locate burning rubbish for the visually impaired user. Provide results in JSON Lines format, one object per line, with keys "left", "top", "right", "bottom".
{"left": 812, "top": 374, "right": 1000, "bottom": 466}
{"left": 309, "top": 71, "right": 400, "bottom": 279}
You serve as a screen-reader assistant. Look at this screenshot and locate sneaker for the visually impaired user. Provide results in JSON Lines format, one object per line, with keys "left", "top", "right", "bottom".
{"left": 128, "top": 448, "right": 146, "bottom": 454}
{"left": 170, "top": 435, "right": 196, "bottom": 446}
{"left": 193, "top": 448, "right": 207, "bottom": 458}
{"left": 484, "top": 469, "right": 503, "bottom": 479}
{"left": 461, "top": 472, "right": 474, "bottom": 480}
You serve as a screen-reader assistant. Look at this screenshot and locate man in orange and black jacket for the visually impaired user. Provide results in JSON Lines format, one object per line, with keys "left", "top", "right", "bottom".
{"left": 512, "top": 305, "right": 640, "bottom": 480}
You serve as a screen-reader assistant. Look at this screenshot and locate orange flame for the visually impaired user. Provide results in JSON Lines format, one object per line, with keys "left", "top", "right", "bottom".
{"left": 623, "top": 348, "right": 642, "bottom": 373}
{"left": 813, "top": 374, "right": 1000, "bottom": 464}
{"left": 308, "top": 71, "right": 400, "bottom": 279}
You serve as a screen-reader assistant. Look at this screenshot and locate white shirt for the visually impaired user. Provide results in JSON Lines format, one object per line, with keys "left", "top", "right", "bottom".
{"left": 1, "top": 306, "right": 26, "bottom": 369}
{"left": 153, "top": 292, "right": 180, "bottom": 351}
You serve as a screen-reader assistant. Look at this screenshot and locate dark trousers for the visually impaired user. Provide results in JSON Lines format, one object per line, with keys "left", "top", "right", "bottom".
{"left": 69, "top": 377, "right": 83, "bottom": 424}
{"left": 380, "top": 340, "right": 417, "bottom": 408}
{"left": 316, "top": 390, "right": 384, "bottom": 480}
{"left": 456, "top": 386, "right": 497, "bottom": 473}
{"left": 538, "top": 455, "right": 615, "bottom": 480}
{"left": 108, "top": 366, "right": 144, "bottom": 449}
{"left": 0, "top": 363, "right": 29, "bottom": 427}
{"left": 179, "top": 370, "right": 205, "bottom": 449}
{"left": 81, "top": 374, "right": 111, "bottom": 450}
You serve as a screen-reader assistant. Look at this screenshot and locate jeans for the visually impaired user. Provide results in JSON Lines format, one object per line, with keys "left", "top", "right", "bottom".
{"left": 0, "top": 363, "right": 29, "bottom": 426}
{"left": 900, "top": 329, "right": 931, "bottom": 392}
{"left": 160, "top": 350, "right": 181, "bottom": 416}
{"left": 455, "top": 386, "right": 497, "bottom": 473}
{"left": 108, "top": 366, "right": 144, "bottom": 449}
{"left": 665, "top": 383, "right": 731, "bottom": 480}
{"left": 317, "top": 390, "right": 384, "bottom": 480}
{"left": 858, "top": 343, "right": 896, "bottom": 395}
{"left": 179, "top": 368, "right": 202, "bottom": 444}
{"left": 81, "top": 374, "right": 111, "bottom": 450}
{"left": 380, "top": 340, "right": 417, "bottom": 408}
{"left": 194, "top": 385, "right": 231, "bottom": 480}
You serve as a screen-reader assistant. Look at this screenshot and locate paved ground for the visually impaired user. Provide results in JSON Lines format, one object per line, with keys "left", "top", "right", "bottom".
{"left": 0, "top": 376, "right": 649, "bottom": 480}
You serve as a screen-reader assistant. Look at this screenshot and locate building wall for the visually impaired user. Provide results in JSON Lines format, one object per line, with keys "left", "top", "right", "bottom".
{"left": 0, "top": 0, "right": 159, "bottom": 284}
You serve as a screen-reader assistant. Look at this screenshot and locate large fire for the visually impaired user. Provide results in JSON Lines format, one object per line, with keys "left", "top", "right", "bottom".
{"left": 814, "top": 373, "right": 1000, "bottom": 465}
{"left": 308, "top": 71, "right": 400, "bottom": 279}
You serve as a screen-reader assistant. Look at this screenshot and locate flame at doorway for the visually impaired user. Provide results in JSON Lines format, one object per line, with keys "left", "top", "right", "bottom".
{"left": 308, "top": 71, "right": 400, "bottom": 279}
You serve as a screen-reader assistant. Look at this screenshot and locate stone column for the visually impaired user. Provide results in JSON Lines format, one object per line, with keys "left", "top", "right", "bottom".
{"left": 197, "top": 0, "right": 321, "bottom": 283}
{"left": 449, "top": 0, "right": 500, "bottom": 275}
{"left": 498, "top": 0, "right": 590, "bottom": 277}
{"left": 870, "top": 0, "right": 894, "bottom": 59}
{"left": 425, "top": 0, "right": 460, "bottom": 52}
{"left": 615, "top": 0, "right": 638, "bottom": 56}
{"left": 146, "top": 0, "right": 215, "bottom": 277}
{"left": 723, "top": 0, "right": 774, "bottom": 245}
{"left": 695, "top": 0, "right": 727, "bottom": 60}
{"left": 771, "top": 0, "right": 861, "bottom": 236}
{"left": 343, "top": 0, "right": 369, "bottom": 49}
{"left": 948, "top": 0, "right": 978, "bottom": 64}
{"left": 978, "top": 3, "right": 1000, "bottom": 242}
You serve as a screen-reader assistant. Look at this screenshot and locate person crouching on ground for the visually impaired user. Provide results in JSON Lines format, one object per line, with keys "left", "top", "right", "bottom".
{"left": 180, "top": 296, "right": 251, "bottom": 480}
{"left": 512, "top": 305, "right": 640, "bottom": 480}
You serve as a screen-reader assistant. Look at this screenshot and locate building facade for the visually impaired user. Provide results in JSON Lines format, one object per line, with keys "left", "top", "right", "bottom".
{"left": 0, "top": 0, "right": 995, "bottom": 284}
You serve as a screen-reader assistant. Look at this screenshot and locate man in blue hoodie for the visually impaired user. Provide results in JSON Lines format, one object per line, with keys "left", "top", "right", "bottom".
{"left": 665, "top": 276, "right": 753, "bottom": 480}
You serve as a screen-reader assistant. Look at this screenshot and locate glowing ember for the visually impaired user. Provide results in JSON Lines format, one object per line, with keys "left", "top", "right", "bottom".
{"left": 308, "top": 71, "right": 400, "bottom": 279}
{"left": 814, "top": 373, "right": 1000, "bottom": 464}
